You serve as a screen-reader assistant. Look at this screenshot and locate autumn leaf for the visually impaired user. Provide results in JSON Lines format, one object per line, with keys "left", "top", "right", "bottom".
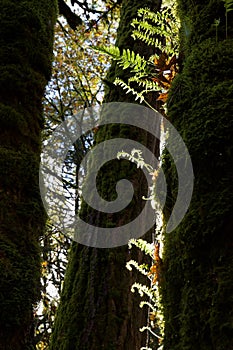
{"left": 151, "top": 53, "right": 178, "bottom": 103}
{"left": 149, "top": 311, "right": 157, "bottom": 321}
{"left": 157, "top": 92, "right": 168, "bottom": 102}
{"left": 41, "top": 261, "right": 48, "bottom": 268}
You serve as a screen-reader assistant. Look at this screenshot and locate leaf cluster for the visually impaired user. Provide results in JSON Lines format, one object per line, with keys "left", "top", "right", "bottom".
{"left": 222, "top": 0, "right": 233, "bottom": 12}
{"left": 131, "top": 6, "right": 179, "bottom": 56}
{"left": 94, "top": 4, "right": 180, "bottom": 105}
{"left": 127, "top": 241, "right": 164, "bottom": 350}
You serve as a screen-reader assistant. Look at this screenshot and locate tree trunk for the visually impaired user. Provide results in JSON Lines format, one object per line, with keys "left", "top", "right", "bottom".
{"left": 0, "top": 1, "right": 57, "bottom": 349}
{"left": 50, "top": 1, "right": 162, "bottom": 349}
{"left": 162, "top": 1, "right": 233, "bottom": 349}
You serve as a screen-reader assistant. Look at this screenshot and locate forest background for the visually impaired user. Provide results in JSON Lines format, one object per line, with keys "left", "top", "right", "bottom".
{"left": 0, "top": 1, "right": 233, "bottom": 350}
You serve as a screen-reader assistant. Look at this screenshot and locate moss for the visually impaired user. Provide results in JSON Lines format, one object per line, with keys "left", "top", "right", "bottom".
{"left": 50, "top": 1, "right": 162, "bottom": 349}
{"left": 104, "top": 0, "right": 162, "bottom": 103}
{"left": 0, "top": 1, "right": 57, "bottom": 349}
{"left": 177, "top": 0, "right": 228, "bottom": 52}
{"left": 161, "top": 3, "right": 233, "bottom": 349}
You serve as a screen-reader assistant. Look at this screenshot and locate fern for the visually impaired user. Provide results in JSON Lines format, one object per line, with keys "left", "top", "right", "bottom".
{"left": 126, "top": 260, "right": 149, "bottom": 276}
{"left": 222, "top": 0, "right": 233, "bottom": 38}
{"left": 115, "top": 76, "right": 161, "bottom": 103}
{"left": 212, "top": 18, "right": 221, "bottom": 42}
{"left": 128, "top": 238, "right": 154, "bottom": 257}
{"left": 139, "top": 300, "right": 157, "bottom": 312}
{"left": 114, "top": 78, "right": 145, "bottom": 102}
{"left": 93, "top": 4, "right": 179, "bottom": 106}
{"left": 120, "top": 49, "right": 148, "bottom": 71}
{"left": 130, "top": 279, "right": 164, "bottom": 346}
{"left": 129, "top": 77, "right": 161, "bottom": 92}
{"left": 92, "top": 5, "right": 180, "bottom": 349}
{"left": 223, "top": 0, "right": 233, "bottom": 12}
{"left": 94, "top": 45, "right": 148, "bottom": 72}
{"left": 116, "top": 4, "right": 179, "bottom": 104}
{"left": 119, "top": 149, "right": 165, "bottom": 348}
{"left": 93, "top": 45, "right": 121, "bottom": 59}
{"left": 140, "top": 326, "right": 163, "bottom": 340}
{"left": 132, "top": 6, "right": 179, "bottom": 56}
{"left": 131, "top": 282, "right": 155, "bottom": 298}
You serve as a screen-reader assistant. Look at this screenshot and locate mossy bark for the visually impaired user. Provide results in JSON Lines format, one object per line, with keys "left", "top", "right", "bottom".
{"left": 0, "top": 1, "right": 57, "bottom": 349}
{"left": 162, "top": 1, "right": 233, "bottom": 350}
{"left": 49, "top": 1, "right": 162, "bottom": 349}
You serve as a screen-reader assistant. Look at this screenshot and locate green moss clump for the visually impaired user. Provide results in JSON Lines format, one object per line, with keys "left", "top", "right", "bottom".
{"left": 0, "top": 1, "right": 57, "bottom": 349}
{"left": 161, "top": 12, "right": 233, "bottom": 350}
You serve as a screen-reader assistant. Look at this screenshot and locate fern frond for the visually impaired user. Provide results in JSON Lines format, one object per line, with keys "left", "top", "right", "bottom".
{"left": 131, "top": 282, "right": 155, "bottom": 298}
{"left": 132, "top": 30, "right": 163, "bottom": 47}
{"left": 119, "top": 49, "right": 148, "bottom": 71}
{"left": 128, "top": 238, "right": 154, "bottom": 257}
{"left": 132, "top": 6, "right": 179, "bottom": 56}
{"left": 140, "top": 326, "right": 163, "bottom": 340}
{"left": 126, "top": 260, "right": 149, "bottom": 276}
{"left": 114, "top": 78, "right": 145, "bottom": 102}
{"left": 92, "top": 45, "right": 121, "bottom": 59}
{"left": 130, "top": 77, "right": 161, "bottom": 91}
{"left": 223, "top": 0, "right": 233, "bottom": 12}
{"left": 93, "top": 46, "right": 148, "bottom": 73}
{"left": 132, "top": 30, "right": 177, "bottom": 57}
{"left": 117, "top": 149, "right": 154, "bottom": 171}
{"left": 132, "top": 20, "right": 171, "bottom": 38}
{"left": 136, "top": 7, "right": 170, "bottom": 24}
{"left": 94, "top": 45, "right": 148, "bottom": 71}
{"left": 139, "top": 300, "right": 157, "bottom": 311}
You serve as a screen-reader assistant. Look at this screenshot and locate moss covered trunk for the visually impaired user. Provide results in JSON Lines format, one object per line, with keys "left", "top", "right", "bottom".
{"left": 0, "top": 2, "right": 57, "bottom": 349}
{"left": 49, "top": 1, "right": 162, "bottom": 349}
{"left": 162, "top": 1, "right": 233, "bottom": 349}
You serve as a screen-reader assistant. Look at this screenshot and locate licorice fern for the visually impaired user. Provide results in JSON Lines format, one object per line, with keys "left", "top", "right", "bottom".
{"left": 222, "top": 0, "right": 233, "bottom": 38}
{"left": 93, "top": 3, "right": 180, "bottom": 108}
{"left": 94, "top": 45, "right": 148, "bottom": 72}
{"left": 96, "top": 5, "right": 180, "bottom": 348}
{"left": 131, "top": 6, "right": 179, "bottom": 57}
{"left": 114, "top": 78, "right": 146, "bottom": 103}
{"left": 223, "top": 0, "right": 233, "bottom": 12}
{"left": 118, "top": 150, "right": 165, "bottom": 350}
{"left": 127, "top": 240, "right": 164, "bottom": 350}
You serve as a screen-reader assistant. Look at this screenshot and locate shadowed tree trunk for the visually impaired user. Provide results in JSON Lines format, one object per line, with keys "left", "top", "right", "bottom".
{"left": 0, "top": 1, "right": 57, "bottom": 349}
{"left": 162, "top": 1, "right": 233, "bottom": 349}
{"left": 49, "top": 0, "right": 162, "bottom": 349}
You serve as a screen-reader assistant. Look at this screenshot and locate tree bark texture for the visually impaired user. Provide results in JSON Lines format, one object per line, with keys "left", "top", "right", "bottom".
{"left": 162, "top": 1, "right": 233, "bottom": 349}
{"left": 0, "top": 1, "right": 57, "bottom": 349}
{"left": 50, "top": 0, "right": 162, "bottom": 349}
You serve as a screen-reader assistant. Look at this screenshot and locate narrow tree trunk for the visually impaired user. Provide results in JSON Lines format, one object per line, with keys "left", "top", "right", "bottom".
{"left": 50, "top": 1, "right": 162, "bottom": 349}
{"left": 0, "top": 2, "right": 57, "bottom": 349}
{"left": 162, "top": 1, "right": 233, "bottom": 349}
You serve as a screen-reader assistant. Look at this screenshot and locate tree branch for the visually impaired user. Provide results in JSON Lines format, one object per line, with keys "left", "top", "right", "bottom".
{"left": 58, "top": 0, "right": 82, "bottom": 30}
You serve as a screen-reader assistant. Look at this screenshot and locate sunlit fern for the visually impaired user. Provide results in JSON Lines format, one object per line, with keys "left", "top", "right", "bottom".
{"left": 93, "top": 4, "right": 179, "bottom": 107}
